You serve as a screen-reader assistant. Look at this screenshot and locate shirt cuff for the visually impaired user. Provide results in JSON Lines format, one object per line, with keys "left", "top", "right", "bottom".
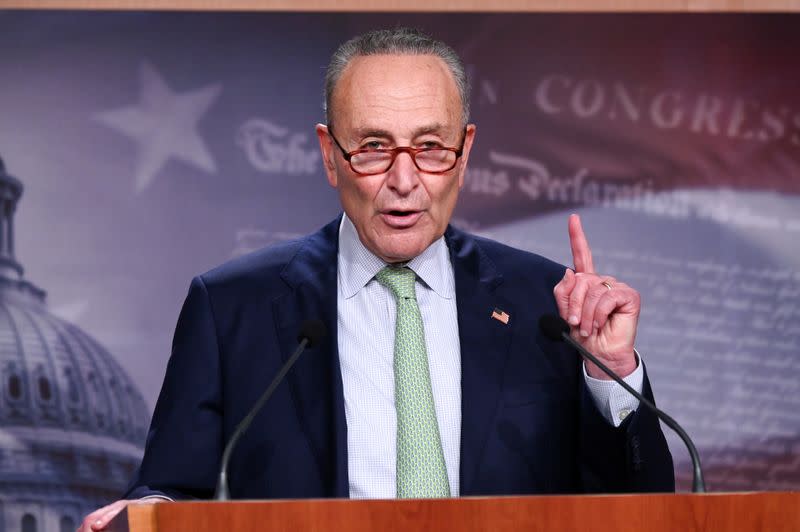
{"left": 582, "top": 349, "right": 644, "bottom": 427}
{"left": 138, "top": 495, "right": 174, "bottom": 502}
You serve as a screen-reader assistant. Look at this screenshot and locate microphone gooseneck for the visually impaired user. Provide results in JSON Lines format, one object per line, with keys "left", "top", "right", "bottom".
{"left": 214, "top": 319, "right": 327, "bottom": 500}
{"left": 538, "top": 314, "right": 706, "bottom": 493}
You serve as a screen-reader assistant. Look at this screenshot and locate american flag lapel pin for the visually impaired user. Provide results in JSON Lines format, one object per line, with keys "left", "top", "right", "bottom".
{"left": 491, "top": 308, "right": 510, "bottom": 325}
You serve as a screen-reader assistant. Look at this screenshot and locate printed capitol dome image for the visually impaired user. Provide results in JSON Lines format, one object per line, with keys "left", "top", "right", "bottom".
{"left": 0, "top": 155, "right": 149, "bottom": 532}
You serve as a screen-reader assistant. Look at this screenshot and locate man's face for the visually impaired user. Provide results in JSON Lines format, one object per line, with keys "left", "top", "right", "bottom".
{"left": 316, "top": 54, "right": 476, "bottom": 264}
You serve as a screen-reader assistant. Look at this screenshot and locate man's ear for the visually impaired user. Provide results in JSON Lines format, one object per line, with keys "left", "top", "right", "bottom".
{"left": 315, "top": 123, "right": 338, "bottom": 187}
{"left": 456, "top": 124, "right": 477, "bottom": 189}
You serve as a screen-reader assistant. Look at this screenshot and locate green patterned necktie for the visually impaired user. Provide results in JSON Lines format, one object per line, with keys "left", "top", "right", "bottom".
{"left": 376, "top": 266, "right": 450, "bottom": 498}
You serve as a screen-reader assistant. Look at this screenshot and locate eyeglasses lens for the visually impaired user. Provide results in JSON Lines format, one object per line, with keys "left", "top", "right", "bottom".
{"left": 350, "top": 149, "right": 456, "bottom": 174}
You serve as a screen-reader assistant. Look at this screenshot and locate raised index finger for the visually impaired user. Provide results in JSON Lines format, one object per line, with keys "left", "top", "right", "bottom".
{"left": 568, "top": 213, "right": 595, "bottom": 273}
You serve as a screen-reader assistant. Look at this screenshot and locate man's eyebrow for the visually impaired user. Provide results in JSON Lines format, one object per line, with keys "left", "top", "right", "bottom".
{"left": 352, "top": 127, "right": 393, "bottom": 139}
{"left": 412, "top": 124, "right": 448, "bottom": 137}
{"left": 351, "top": 124, "right": 450, "bottom": 140}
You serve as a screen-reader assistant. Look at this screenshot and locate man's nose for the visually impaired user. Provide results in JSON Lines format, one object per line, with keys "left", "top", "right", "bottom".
{"left": 385, "top": 151, "right": 419, "bottom": 194}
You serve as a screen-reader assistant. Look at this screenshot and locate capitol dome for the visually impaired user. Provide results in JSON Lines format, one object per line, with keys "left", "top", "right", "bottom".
{"left": 0, "top": 155, "right": 149, "bottom": 532}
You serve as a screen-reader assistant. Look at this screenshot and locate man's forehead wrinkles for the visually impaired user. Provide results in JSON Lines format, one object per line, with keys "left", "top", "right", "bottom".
{"left": 350, "top": 97, "right": 446, "bottom": 118}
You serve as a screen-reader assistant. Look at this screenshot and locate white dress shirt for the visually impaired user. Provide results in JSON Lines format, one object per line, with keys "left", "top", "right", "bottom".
{"left": 336, "top": 214, "right": 643, "bottom": 499}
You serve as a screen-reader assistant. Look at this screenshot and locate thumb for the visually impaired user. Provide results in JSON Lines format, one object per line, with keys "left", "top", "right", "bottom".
{"left": 553, "top": 268, "right": 575, "bottom": 321}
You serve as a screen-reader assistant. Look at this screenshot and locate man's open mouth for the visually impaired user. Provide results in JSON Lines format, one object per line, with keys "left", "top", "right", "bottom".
{"left": 381, "top": 210, "right": 423, "bottom": 228}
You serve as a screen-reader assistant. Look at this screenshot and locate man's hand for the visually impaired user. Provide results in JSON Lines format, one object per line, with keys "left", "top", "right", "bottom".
{"left": 79, "top": 498, "right": 165, "bottom": 532}
{"left": 553, "top": 214, "right": 640, "bottom": 379}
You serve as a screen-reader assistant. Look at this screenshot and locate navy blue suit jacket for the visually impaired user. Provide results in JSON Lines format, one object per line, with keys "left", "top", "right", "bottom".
{"left": 126, "top": 217, "right": 674, "bottom": 499}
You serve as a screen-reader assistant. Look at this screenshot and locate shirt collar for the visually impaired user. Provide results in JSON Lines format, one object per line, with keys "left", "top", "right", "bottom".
{"left": 338, "top": 213, "right": 455, "bottom": 300}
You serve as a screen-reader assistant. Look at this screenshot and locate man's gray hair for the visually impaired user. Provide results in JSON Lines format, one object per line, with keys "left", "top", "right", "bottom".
{"left": 324, "top": 27, "right": 470, "bottom": 127}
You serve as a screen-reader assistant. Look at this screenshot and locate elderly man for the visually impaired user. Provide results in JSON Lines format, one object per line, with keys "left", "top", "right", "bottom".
{"left": 81, "top": 27, "right": 673, "bottom": 531}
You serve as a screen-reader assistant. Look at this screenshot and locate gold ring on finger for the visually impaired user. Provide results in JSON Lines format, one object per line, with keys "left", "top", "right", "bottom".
{"left": 602, "top": 281, "right": 613, "bottom": 290}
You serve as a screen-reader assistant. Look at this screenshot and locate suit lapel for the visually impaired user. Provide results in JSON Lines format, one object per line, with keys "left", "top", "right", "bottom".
{"left": 446, "top": 227, "right": 514, "bottom": 495}
{"left": 271, "top": 217, "right": 349, "bottom": 497}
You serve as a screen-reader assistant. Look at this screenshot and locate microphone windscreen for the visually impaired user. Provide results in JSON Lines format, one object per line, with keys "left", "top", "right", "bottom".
{"left": 297, "top": 319, "right": 327, "bottom": 347}
{"left": 539, "top": 314, "right": 569, "bottom": 341}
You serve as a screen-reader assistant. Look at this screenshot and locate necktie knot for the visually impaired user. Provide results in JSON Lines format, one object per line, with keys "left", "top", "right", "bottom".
{"left": 376, "top": 266, "right": 417, "bottom": 300}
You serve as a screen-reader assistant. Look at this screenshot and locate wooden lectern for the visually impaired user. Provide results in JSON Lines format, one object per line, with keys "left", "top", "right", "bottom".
{"left": 108, "top": 492, "right": 799, "bottom": 531}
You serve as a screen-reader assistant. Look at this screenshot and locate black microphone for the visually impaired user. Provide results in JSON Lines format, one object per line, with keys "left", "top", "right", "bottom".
{"left": 214, "top": 319, "right": 327, "bottom": 500}
{"left": 538, "top": 314, "right": 705, "bottom": 493}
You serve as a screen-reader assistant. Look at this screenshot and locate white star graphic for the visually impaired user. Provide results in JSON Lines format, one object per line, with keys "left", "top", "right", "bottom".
{"left": 94, "top": 61, "right": 221, "bottom": 193}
